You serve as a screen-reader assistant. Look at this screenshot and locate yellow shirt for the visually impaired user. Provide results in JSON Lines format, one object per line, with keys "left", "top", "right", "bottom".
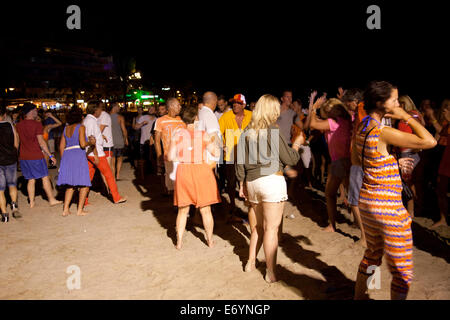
{"left": 219, "top": 109, "right": 252, "bottom": 162}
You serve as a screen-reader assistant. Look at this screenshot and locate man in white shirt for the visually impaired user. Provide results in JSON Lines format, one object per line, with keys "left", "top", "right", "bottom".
{"left": 83, "top": 102, "right": 126, "bottom": 204}
{"left": 97, "top": 106, "right": 114, "bottom": 171}
{"left": 132, "top": 106, "right": 156, "bottom": 179}
{"left": 198, "top": 91, "right": 221, "bottom": 165}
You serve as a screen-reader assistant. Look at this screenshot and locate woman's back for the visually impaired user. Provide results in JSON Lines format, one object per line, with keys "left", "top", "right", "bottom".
{"left": 64, "top": 124, "right": 81, "bottom": 147}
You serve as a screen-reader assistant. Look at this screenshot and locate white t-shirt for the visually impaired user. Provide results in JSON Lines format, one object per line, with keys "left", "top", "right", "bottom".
{"left": 136, "top": 114, "right": 156, "bottom": 144}
{"left": 83, "top": 114, "right": 105, "bottom": 157}
{"left": 97, "top": 111, "right": 114, "bottom": 148}
{"left": 198, "top": 106, "right": 221, "bottom": 163}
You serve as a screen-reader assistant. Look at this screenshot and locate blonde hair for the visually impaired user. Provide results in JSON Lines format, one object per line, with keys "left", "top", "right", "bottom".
{"left": 320, "top": 98, "right": 349, "bottom": 121}
{"left": 438, "top": 99, "right": 450, "bottom": 123}
{"left": 399, "top": 95, "right": 419, "bottom": 113}
{"left": 247, "top": 94, "right": 280, "bottom": 132}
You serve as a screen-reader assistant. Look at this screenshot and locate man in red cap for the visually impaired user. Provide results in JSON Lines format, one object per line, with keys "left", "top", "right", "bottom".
{"left": 219, "top": 94, "right": 252, "bottom": 222}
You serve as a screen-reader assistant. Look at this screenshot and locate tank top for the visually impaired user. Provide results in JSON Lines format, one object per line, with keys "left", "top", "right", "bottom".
{"left": 0, "top": 121, "right": 18, "bottom": 166}
{"left": 111, "top": 113, "right": 125, "bottom": 149}
{"left": 64, "top": 124, "right": 81, "bottom": 148}
{"left": 175, "top": 128, "right": 207, "bottom": 164}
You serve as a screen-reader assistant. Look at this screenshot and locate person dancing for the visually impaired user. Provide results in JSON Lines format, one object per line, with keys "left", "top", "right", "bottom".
{"left": 236, "top": 94, "right": 302, "bottom": 283}
{"left": 57, "top": 108, "right": 96, "bottom": 216}
{"left": 168, "top": 105, "right": 221, "bottom": 250}
{"left": 353, "top": 81, "right": 436, "bottom": 300}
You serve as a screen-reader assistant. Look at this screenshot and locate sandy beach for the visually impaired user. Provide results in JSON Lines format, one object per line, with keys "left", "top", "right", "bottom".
{"left": 1, "top": 163, "right": 449, "bottom": 300}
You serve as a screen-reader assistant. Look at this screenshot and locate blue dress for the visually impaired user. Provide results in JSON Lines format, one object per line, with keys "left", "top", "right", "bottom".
{"left": 57, "top": 124, "right": 91, "bottom": 187}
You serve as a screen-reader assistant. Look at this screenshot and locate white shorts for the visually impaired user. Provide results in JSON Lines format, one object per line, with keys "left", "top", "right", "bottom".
{"left": 246, "top": 174, "right": 288, "bottom": 204}
{"left": 299, "top": 145, "right": 311, "bottom": 169}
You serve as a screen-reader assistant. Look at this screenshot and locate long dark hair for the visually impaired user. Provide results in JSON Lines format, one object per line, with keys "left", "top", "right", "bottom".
{"left": 66, "top": 107, "right": 84, "bottom": 125}
{"left": 363, "top": 81, "right": 397, "bottom": 114}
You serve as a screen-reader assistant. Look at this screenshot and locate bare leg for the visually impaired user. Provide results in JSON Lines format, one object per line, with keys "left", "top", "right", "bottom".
{"left": 9, "top": 186, "right": 18, "bottom": 204}
{"left": 77, "top": 187, "right": 90, "bottom": 216}
{"left": 0, "top": 191, "right": 6, "bottom": 214}
{"left": 175, "top": 206, "right": 190, "bottom": 249}
{"left": 42, "top": 176, "right": 62, "bottom": 206}
{"left": 63, "top": 188, "right": 74, "bottom": 216}
{"left": 354, "top": 271, "right": 370, "bottom": 300}
{"left": 432, "top": 175, "right": 448, "bottom": 228}
{"left": 199, "top": 205, "right": 215, "bottom": 248}
{"left": 324, "top": 173, "right": 341, "bottom": 232}
{"left": 116, "top": 156, "right": 124, "bottom": 180}
{"left": 351, "top": 205, "right": 367, "bottom": 247}
{"left": 27, "top": 179, "right": 36, "bottom": 208}
{"left": 262, "top": 201, "right": 284, "bottom": 283}
{"left": 246, "top": 204, "right": 264, "bottom": 272}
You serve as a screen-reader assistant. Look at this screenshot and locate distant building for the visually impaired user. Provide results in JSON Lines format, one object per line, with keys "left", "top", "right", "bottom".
{"left": 1, "top": 40, "right": 121, "bottom": 109}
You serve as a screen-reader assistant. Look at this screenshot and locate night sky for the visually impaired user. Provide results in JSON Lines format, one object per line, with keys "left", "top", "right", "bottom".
{"left": 1, "top": 1, "right": 449, "bottom": 102}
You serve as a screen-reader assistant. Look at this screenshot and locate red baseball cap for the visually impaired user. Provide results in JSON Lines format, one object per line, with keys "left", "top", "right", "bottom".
{"left": 229, "top": 94, "right": 246, "bottom": 105}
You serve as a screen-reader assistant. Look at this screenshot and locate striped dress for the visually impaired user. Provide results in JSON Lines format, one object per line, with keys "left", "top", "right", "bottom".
{"left": 355, "top": 117, "right": 413, "bottom": 297}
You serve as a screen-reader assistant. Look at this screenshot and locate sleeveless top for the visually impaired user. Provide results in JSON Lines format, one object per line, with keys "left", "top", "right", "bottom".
{"left": 0, "top": 121, "right": 18, "bottom": 166}
{"left": 175, "top": 128, "right": 207, "bottom": 164}
{"left": 64, "top": 124, "right": 82, "bottom": 148}
{"left": 355, "top": 116, "right": 403, "bottom": 211}
{"left": 111, "top": 113, "right": 125, "bottom": 149}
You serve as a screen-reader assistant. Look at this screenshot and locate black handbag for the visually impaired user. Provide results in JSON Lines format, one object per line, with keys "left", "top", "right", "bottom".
{"left": 361, "top": 126, "right": 413, "bottom": 203}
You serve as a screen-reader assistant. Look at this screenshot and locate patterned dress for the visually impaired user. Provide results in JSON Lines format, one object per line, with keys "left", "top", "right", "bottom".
{"left": 355, "top": 116, "right": 413, "bottom": 296}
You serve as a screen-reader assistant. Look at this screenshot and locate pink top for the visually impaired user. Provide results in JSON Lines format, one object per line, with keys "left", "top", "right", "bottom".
{"left": 325, "top": 117, "right": 352, "bottom": 161}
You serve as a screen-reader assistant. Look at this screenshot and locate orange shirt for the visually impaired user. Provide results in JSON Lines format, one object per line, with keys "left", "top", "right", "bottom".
{"left": 154, "top": 115, "right": 186, "bottom": 156}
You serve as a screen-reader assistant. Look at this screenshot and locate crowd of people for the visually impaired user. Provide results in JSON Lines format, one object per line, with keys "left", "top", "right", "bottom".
{"left": 0, "top": 80, "right": 448, "bottom": 300}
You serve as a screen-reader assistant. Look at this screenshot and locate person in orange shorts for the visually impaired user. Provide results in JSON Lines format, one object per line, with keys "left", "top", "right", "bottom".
{"left": 167, "top": 105, "right": 221, "bottom": 250}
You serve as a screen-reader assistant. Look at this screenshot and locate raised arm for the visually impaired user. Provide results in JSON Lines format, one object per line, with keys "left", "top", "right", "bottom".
{"left": 381, "top": 107, "right": 437, "bottom": 150}
{"left": 309, "top": 95, "right": 330, "bottom": 131}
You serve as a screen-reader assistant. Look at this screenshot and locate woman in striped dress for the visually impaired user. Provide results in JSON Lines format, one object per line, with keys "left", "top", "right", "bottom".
{"left": 353, "top": 81, "right": 436, "bottom": 300}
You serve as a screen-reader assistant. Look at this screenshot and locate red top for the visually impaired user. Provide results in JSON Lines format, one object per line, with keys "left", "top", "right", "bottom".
{"left": 397, "top": 111, "right": 422, "bottom": 153}
{"left": 16, "top": 119, "right": 44, "bottom": 160}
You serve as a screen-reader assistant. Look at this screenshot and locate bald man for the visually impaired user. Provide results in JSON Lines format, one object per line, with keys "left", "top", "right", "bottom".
{"left": 198, "top": 92, "right": 221, "bottom": 163}
{"left": 154, "top": 98, "right": 186, "bottom": 195}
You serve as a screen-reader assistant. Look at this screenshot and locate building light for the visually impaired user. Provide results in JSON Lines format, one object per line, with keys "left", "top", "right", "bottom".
{"left": 162, "top": 87, "right": 170, "bottom": 91}
{"left": 134, "top": 72, "right": 141, "bottom": 79}
{"left": 8, "top": 88, "right": 15, "bottom": 91}
{"left": 77, "top": 99, "right": 84, "bottom": 103}
{"left": 80, "top": 91, "right": 85, "bottom": 94}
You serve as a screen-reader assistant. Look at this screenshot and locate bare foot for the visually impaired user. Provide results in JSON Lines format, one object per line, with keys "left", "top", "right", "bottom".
{"left": 244, "top": 260, "right": 256, "bottom": 272}
{"left": 265, "top": 269, "right": 278, "bottom": 283}
{"left": 323, "top": 224, "right": 335, "bottom": 232}
{"left": 431, "top": 219, "right": 448, "bottom": 229}
{"left": 207, "top": 239, "right": 215, "bottom": 248}
{"left": 49, "top": 200, "right": 63, "bottom": 207}
{"left": 77, "top": 210, "right": 89, "bottom": 216}
{"left": 29, "top": 201, "right": 35, "bottom": 208}
{"left": 62, "top": 211, "right": 72, "bottom": 217}
{"left": 175, "top": 240, "right": 183, "bottom": 250}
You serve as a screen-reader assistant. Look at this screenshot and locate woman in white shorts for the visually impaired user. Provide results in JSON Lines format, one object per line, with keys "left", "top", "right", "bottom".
{"left": 236, "top": 94, "right": 303, "bottom": 283}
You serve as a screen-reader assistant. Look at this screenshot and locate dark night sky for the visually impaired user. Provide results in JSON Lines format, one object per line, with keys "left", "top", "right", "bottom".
{"left": 1, "top": 1, "right": 449, "bottom": 102}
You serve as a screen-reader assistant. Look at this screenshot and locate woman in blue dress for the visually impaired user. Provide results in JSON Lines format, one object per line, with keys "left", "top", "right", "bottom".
{"left": 57, "top": 108, "right": 96, "bottom": 216}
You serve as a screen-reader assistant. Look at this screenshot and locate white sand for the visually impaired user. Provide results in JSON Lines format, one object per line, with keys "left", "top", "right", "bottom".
{"left": 0, "top": 163, "right": 449, "bottom": 299}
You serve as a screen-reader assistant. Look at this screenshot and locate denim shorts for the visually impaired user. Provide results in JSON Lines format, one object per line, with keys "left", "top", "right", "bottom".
{"left": 348, "top": 165, "right": 364, "bottom": 206}
{"left": 0, "top": 163, "right": 17, "bottom": 191}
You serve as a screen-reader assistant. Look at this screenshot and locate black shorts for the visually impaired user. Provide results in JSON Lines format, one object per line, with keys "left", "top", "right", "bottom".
{"left": 114, "top": 148, "right": 125, "bottom": 157}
